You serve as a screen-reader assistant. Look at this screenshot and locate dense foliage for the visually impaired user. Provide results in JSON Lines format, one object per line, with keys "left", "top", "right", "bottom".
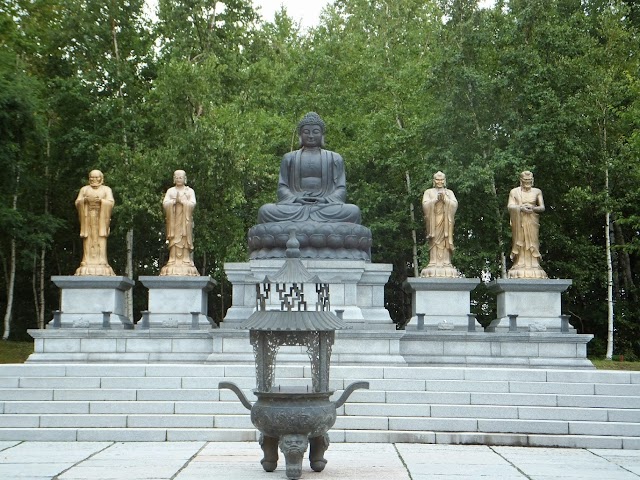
{"left": 1, "top": 0, "right": 638, "bottom": 358}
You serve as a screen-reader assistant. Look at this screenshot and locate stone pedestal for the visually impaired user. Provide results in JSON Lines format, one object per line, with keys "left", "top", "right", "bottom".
{"left": 50, "top": 276, "right": 134, "bottom": 329}
{"left": 206, "top": 329, "right": 406, "bottom": 365}
{"left": 138, "top": 276, "right": 216, "bottom": 329}
{"left": 222, "top": 260, "right": 393, "bottom": 330}
{"left": 486, "top": 279, "right": 573, "bottom": 332}
{"left": 403, "top": 277, "right": 481, "bottom": 330}
{"left": 400, "top": 330, "right": 594, "bottom": 369}
{"left": 27, "top": 330, "right": 214, "bottom": 363}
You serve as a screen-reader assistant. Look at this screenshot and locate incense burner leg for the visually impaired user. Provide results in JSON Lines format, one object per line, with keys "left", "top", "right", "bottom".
{"left": 259, "top": 433, "right": 279, "bottom": 472}
{"left": 309, "top": 433, "right": 329, "bottom": 472}
{"left": 279, "top": 433, "right": 308, "bottom": 479}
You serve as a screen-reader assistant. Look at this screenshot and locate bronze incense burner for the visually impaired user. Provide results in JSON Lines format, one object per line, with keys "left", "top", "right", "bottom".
{"left": 219, "top": 231, "right": 368, "bottom": 479}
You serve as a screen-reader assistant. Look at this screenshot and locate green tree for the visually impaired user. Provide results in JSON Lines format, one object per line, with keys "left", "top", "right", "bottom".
{"left": 0, "top": 1, "right": 67, "bottom": 338}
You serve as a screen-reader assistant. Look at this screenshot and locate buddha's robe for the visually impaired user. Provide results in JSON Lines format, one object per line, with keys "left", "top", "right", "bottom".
{"left": 162, "top": 185, "right": 196, "bottom": 267}
{"left": 422, "top": 187, "right": 457, "bottom": 268}
{"left": 508, "top": 186, "right": 544, "bottom": 271}
{"left": 257, "top": 148, "right": 361, "bottom": 224}
{"left": 75, "top": 184, "right": 115, "bottom": 275}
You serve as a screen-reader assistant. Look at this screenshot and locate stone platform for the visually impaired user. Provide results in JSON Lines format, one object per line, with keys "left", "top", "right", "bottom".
{"left": 223, "top": 259, "right": 393, "bottom": 330}
{"left": 35, "top": 265, "right": 592, "bottom": 369}
{"left": 27, "top": 327, "right": 594, "bottom": 369}
{"left": 50, "top": 276, "right": 134, "bottom": 329}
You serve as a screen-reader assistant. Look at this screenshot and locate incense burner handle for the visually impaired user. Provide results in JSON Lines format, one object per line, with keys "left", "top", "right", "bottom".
{"left": 218, "top": 381, "right": 253, "bottom": 411}
{"left": 334, "top": 381, "right": 369, "bottom": 409}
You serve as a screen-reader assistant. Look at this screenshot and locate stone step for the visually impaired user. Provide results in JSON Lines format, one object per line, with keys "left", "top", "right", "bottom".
{"left": 0, "top": 402, "right": 640, "bottom": 437}
{"left": 1, "top": 364, "right": 639, "bottom": 448}
{"left": 1, "top": 365, "right": 637, "bottom": 384}
{"left": 0, "top": 427, "right": 259, "bottom": 442}
{"left": 0, "top": 412, "right": 485, "bottom": 431}
{"left": 336, "top": 430, "right": 640, "bottom": 449}
{"left": 19, "top": 376, "right": 607, "bottom": 392}
{"left": 0, "top": 425, "right": 637, "bottom": 449}
{"left": 344, "top": 403, "right": 640, "bottom": 421}
{"left": 3, "top": 396, "right": 638, "bottom": 419}
{"left": 3, "top": 386, "right": 639, "bottom": 409}
{"left": 1, "top": 407, "right": 639, "bottom": 436}
{"left": 3, "top": 374, "right": 638, "bottom": 392}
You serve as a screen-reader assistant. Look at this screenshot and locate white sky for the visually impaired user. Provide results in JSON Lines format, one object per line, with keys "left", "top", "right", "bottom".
{"left": 253, "top": 0, "right": 496, "bottom": 28}
{"left": 252, "top": 0, "right": 329, "bottom": 29}
{"left": 145, "top": 1, "right": 496, "bottom": 30}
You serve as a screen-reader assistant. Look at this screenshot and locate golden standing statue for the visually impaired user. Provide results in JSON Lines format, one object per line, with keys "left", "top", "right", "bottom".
{"left": 507, "top": 170, "right": 547, "bottom": 279}
{"left": 420, "top": 171, "right": 459, "bottom": 278}
{"left": 75, "top": 170, "right": 116, "bottom": 276}
{"left": 160, "top": 170, "right": 199, "bottom": 276}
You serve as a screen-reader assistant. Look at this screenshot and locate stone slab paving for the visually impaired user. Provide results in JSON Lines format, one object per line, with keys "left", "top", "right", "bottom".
{"left": 176, "top": 442, "right": 409, "bottom": 480}
{"left": 0, "top": 441, "right": 639, "bottom": 480}
{"left": 492, "top": 446, "right": 640, "bottom": 480}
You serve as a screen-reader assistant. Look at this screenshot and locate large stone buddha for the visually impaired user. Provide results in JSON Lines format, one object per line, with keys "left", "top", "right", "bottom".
{"left": 248, "top": 112, "right": 372, "bottom": 260}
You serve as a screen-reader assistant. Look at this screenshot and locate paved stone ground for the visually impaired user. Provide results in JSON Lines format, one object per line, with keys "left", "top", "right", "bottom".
{"left": 0, "top": 441, "right": 639, "bottom": 480}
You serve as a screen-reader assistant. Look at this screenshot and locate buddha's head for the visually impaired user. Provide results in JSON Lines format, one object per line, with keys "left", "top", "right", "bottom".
{"left": 432, "top": 171, "right": 446, "bottom": 188}
{"left": 173, "top": 170, "right": 187, "bottom": 186}
{"left": 88, "top": 170, "right": 104, "bottom": 188}
{"left": 520, "top": 170, "right": 534, "bottom": 190}
{"left": 298, "top": 112, "right": 326, "bottom": 148}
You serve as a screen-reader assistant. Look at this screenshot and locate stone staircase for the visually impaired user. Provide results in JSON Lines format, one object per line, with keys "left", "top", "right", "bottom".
{"left": 0, "top": 364, "right": 638, "bottom": 449}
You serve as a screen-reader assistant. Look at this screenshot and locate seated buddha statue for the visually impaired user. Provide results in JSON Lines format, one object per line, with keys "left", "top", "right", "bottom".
{"left": 257, "top": 112, "right": 361, "bottom": 224}
{"left": 249, "top": 112, "right": 371, "bottom": 260}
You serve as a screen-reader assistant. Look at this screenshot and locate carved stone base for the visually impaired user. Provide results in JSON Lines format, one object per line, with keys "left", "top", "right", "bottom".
{"left": 74, "top": 264, "right": 115, "bottom": 276}
{"left": 507, "top": 265, "right": 548, "bottom": 279}
{"left": 248, "top": 221, "right": 372, "bottom": 260}
{"left": 420, "top": 264, "right": 459, "bottom": 278}
{"left": 159, "top": 263, "right": 199, "bottom": 276}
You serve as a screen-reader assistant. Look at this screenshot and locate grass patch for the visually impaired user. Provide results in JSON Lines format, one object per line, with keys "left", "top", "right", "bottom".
{"left": 591, "top": 359, "right": 640, "bottom": 371}
{"left": 0, "top": 340, "right": 34, "bottom": 364}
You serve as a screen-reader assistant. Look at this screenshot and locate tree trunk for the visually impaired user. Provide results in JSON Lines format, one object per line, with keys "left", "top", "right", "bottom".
{"left": 126, "top": 228, "right": 134, "bottom": 320}
{"left": 202, "top": 251, "right": 207, "bottom": 276}
{"left": 33, "top": 135, "right": 51, "bottom": 329}
{"left": 490, "top": 176, "right": 508, "bottom": 278}
{"left": 405, "top": 172, "right": 420, "bottom": 277}
{"left": 220, "top": 276, "right": 224, "bottom": 325}
{"left": 32, "top": 256, "right": 39, "bottom": 324}
{"left": 605, "top": 209, "right": 614, "bottom": 360}
{"left": 112, "top": 16, "right": 135, "bottom": 321}
{"left": 2, "top": 184, "right": 19, "bottom": 340}
{"left": 37, "top": 130, "right": 51, "bottom": 330}
{"left": 600, "top": 100, "right": 614, "bottom": 360}
{"left": 38, "top": 246, "right": 46, "bottom": 329}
